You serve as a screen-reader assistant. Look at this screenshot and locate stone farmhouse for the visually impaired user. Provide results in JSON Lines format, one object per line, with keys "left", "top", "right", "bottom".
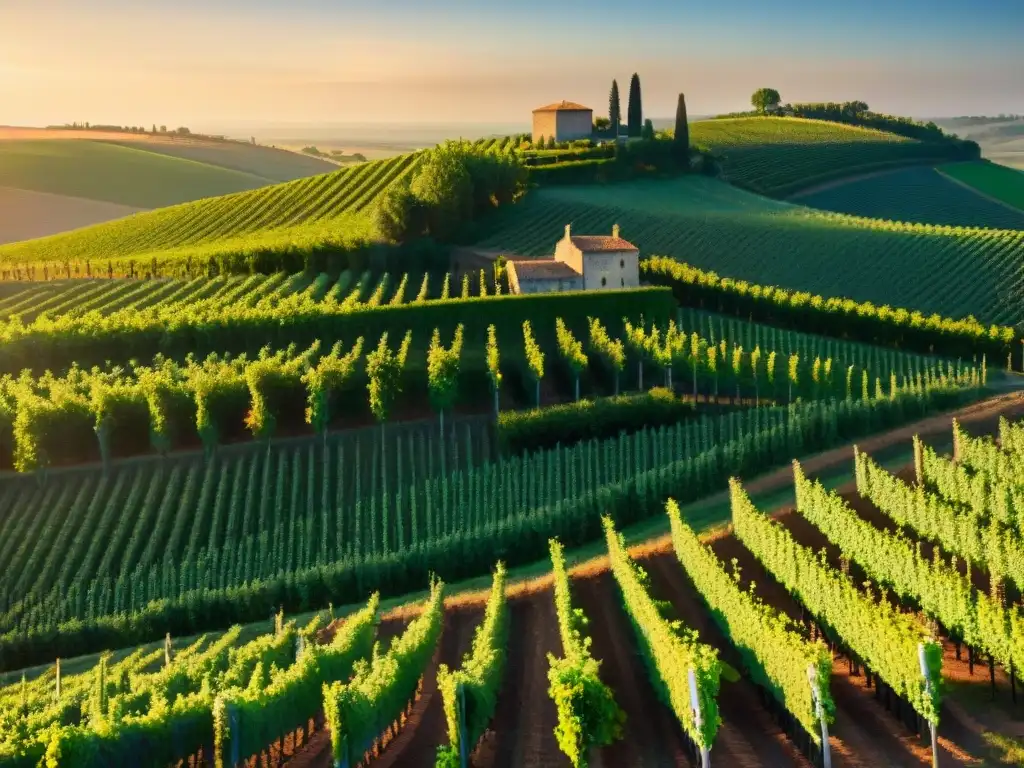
{"left": 532, "top": 101, "right": 593, "bottom": 144}
{"left": 507, "top": 224, "right": 640, "bottom": 294}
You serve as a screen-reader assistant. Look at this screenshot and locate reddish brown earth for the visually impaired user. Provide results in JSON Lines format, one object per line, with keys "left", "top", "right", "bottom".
{"left": 371, "top": 607, "right": 481, "bottom": 768}
{"left": 643, "top": 554, "right": 814, "bottom": 768}
{"left": 473, "top": 590, "right": 565, "bottom": 768}
{"left": 571, "top": 570, "right": 696, "bottom": 767}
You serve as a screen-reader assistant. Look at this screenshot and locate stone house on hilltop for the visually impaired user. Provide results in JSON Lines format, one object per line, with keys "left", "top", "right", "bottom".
{"left": 532, "top": 101, "right": 594, "bottom": 144}
{"left": 507, "top": 224, "right": 640, "bottom": 294}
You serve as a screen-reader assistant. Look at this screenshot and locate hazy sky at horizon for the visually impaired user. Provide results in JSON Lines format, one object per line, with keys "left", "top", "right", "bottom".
{"left": 3, "top": 0, "right": 1023, "bottom": 132}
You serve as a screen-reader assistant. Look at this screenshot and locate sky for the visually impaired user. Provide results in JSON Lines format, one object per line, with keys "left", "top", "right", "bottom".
{"left": 2, "top": 0, "right": 1023, "bottom": 134}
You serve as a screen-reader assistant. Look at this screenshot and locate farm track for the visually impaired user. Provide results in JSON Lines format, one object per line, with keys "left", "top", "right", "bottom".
{"left": 474, "top": 591, "right": 564, "bottom": 768}
{"left": 572, "top": 570, "right": 694, "bottom": 767}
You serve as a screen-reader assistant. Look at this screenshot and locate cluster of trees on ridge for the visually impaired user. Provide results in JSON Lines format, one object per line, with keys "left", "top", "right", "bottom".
{"left": 721, "top": 90, "right": 980, "bottom": 154}
{"left": 49, "top": 122, "right": 196, "bottom": 136}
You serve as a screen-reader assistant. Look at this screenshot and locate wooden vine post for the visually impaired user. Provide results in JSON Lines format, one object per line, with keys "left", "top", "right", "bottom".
{"left": 807, "top": 664, "right": 831, "bottom": 768}
{"left": 688, "top": 667, "right": 711, "bottom": 768}
{"left": 918, "top": 644, "right": 938, "bottom": 768}
{"left": 457, "top": 681, "right": 469, "bottom": 767}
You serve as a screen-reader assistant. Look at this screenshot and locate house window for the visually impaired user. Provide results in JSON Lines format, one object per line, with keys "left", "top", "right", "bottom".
{"left": 620, "top": 259, "right": 625, "bottom": 269}
{"left": 601, "top": 277, "right": 607, "bottom": 287}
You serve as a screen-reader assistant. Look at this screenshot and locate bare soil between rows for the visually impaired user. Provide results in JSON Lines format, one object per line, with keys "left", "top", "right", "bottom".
{"left": 289, "top": 392, "right": 1024, "bottom": 766}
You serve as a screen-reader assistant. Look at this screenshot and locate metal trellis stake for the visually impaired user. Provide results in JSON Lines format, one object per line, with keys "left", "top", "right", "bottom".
{"left": 808, "top": 664, "right": 831, "bottom": 768}
{"left": 919, "top": 644, "right": 939, "bottom": 768}
{"left": 689, "top": 667, "right": 711, "bottom": 768}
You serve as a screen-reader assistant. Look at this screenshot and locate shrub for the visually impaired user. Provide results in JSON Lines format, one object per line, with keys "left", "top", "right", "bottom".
{"left": 497, "top": 387, "right": 695, "bottom": 455}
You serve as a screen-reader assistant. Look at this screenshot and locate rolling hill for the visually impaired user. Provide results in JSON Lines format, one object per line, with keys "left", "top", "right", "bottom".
{"left": 0, "top": 139, "right": 270, "bottom": 208}
{"left": 472, "top": 175, "right": 1024, "bottom": 326}
{"left": 0, "top": 151, "right": 422, "bottom": 269}
{"left": 689, "top": 117, "right": 965, "bottom": 196}
{"left": 0, "top": 130, "right": 341, "bottom": 245}
{"left": 792, "top": 164, "right": 1024, "bottom": 228}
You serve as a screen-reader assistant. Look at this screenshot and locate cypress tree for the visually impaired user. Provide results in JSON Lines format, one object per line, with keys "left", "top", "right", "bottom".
{"left": 609, "top": 79, "right": 621, "bottom": 137}
{"left": 674, "top": 92, "right": 690, "bottom": 162}
{"left": 627, "top": 73, "right": 643, "bottom": 137}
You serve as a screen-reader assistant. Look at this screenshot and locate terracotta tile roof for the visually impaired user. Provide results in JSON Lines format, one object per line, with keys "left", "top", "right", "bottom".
{"left": 509, "top": 259, "right": 581, "bottom": 280}
{"left": 570, "top": 235, "right": 638, "bottom": 253}
{"left": 532, "top": 100, "right": 592, "bottom": 113}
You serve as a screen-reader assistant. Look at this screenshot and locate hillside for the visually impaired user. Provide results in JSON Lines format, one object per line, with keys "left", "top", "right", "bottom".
{"left": 0, "top": 152, "right": 422, "bottom": 270}
{"left": 689, "top": 117, "right": 965, "bottom": 196}
{"left": 792, "top": 164, "right": 1024, "bottom": 228}
{"left": 0, "top": 139, "right": 271, "bottom": 208}
{"left": 472, "top": 175, "right": 1024, "bottom": 326}
{"left": 0, "top": 127, "right": 338, "bottom": 181}
{"left": 940, "top": 160, "right": 1024, "bottom": 211}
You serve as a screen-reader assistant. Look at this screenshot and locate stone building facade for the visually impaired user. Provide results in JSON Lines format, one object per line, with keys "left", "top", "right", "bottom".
{"left": 531, "top": 101, "right": 594, "bottom": 144}
{"left": 506, "top": 224, "right": 640, "bottom": 294}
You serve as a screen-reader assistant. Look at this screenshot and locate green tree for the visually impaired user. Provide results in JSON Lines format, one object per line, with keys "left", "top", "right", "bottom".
{"left": 627, "top": 73, "right": 643, "bottom": 137}
{"left": 593, "top": 116, "right": 611, "bottom": 134}
{"left": 523, "top": 320, "right": 545, "bottom": 407}
{"left": 410, "top": 142, "right": 474, "bottom": 242}
{"left": 751, "top": 88, "right": 782, "bottom": 114}
{"left": 609, "top": 79, "right": 622, "bottom": 137}
{"left": 372, "top": 180, "right": 421, "bottom": 242}
{"left": 673, "top": 93, "right": 690, "bottom": 163}
{"left": 427, "top": 325, "right": 464, "bottom": 436}
{"left": 641, "top": 119, "right": 655, "bottom": 141}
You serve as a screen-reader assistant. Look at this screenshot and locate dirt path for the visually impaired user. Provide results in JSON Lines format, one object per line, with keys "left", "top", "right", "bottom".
{"left": 688, "top": 391, "right": 1024, "bottom": 518}
{"left": 474, "top": 590, "right": 565, "bottom": 768}
{"left": 643, "top": 553, "right": 812, "bottom": 768}
{"left": 372, "top": 607, "right": 481, "bottom": 768}
{"left": 572, "top": 570, "right": 695, "bottom": 768}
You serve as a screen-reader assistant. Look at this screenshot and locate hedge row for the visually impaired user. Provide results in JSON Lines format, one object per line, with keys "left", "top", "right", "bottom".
{"left": 497, "top": 387, "right": 695, "bottom": 455}
{"left": 642, "top": 256, "right": 1018, "bottom": 360}
{"left": 0, "top": 286, "right": 674, "bottom": 376}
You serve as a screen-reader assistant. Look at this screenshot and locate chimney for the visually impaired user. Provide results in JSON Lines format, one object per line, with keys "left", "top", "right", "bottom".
{"left": 564, "top": 224, "right": 571, "bottom": 240}
{"left": 612, "top": 223, "right": 620, "bottom": 239}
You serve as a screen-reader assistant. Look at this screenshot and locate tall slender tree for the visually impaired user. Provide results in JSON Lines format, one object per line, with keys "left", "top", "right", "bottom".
{"left": 673, "top": 93, "right": 690, "bottom": 162}
{"left": 627, "top": 73, "right": 643, "bottom": 137}
{"left": 609, "top": 80, "right": 621, "bottom": 138}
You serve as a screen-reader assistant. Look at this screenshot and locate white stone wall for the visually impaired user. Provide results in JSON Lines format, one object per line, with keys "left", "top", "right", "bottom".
{"left": 582, "top": 250, "right": 640, "bottom": 290}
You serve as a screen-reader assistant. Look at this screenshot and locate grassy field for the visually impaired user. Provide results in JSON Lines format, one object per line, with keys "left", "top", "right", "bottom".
{"left": 688, "top": 117, "right": 955, "bottom": 196}
{"left": 940, "top": 159, "right": 1024, "bottom": 211}
{"left": 0, "top": 139, "right": 273, "bottom": 207}
{"left": 473, "top": 175, "right": 1024, "bottom": 326}
{"left": 0, "top": 152, "right": 422, "bottom": 269}
{"left": 793, "top": 164, "right": 1024, "bottom": 228}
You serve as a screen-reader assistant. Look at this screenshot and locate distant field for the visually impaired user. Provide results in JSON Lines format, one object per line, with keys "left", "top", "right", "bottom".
{"left": 0, "top": 152, "right": 422, "bottom": 268}
{"left": 940, "top": 160, "right": 1024, "bottom": 211}
{"left": 793, "top": 165, "right": 1024, "bottom": 229}
{"left": 473, "top": 175, "right": 1024, "bottom": 326}
{"left": 689, "top": 117, "right": 956, "bottom": 196}
{"left": 0, "top": 127, "right": 337, "bottom": 180}
{"left": 0, "top": 139, "right": 270, "bottom": 208}
{"left": 0, "top": 187, "right": 143, "bottom": 246}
